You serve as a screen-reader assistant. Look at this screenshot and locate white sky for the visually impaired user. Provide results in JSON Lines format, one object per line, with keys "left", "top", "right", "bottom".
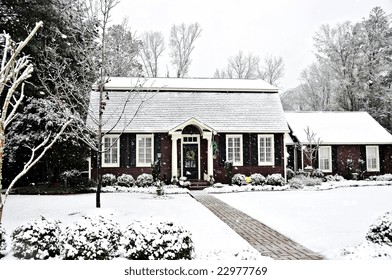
{"left": 110, "top": 0, "right": 392, "bottom": 91}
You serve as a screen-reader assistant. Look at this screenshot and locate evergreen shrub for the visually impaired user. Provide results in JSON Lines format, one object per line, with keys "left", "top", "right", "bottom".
{"left": 122, "top": 220, "right": 194, "bottom": 260}
{"left": 117, "top": 174, "right": 135, "bottom": 187}
{"left": 231, "top": 173, "right": 247, "bottom": 186}
{"left": 61, "top": 215, "right": 121, "bottom": 260}
{"left": 366, "top": 212, "right": 392, "bottom": 246}
{"left": 102, "top": 173, "right": 117, "bottom": 187}
{"left": 265, "top": 174, "right": 285, "bottom": 186}
{"left": 136, "top": 173, "right": 154, "bottom": 188}
{"left": 11, "top": 216, "right": 62, "bottom": 259}
{"left": 0, "top": 224, "right": 6, "bottom": 255}
{"left": 250, "top": 173, "right": 266, "bottom": 186}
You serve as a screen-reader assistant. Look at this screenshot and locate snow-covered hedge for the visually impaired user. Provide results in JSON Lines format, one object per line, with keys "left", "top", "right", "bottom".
{"left": 0, "top": 224, "right": 6, "bottom": 255}
{"left": 265, "top": 173, "right": 285, "bottom": 186}
{"left": 311, "top": 169, "right": 324, "bottom": 178}
{"left": 11, "top": 216, "right": 62, "bottom": 259}
{"left": 117, "top": 174, "right": 135, "bottom": 187}
{"left": 121, "top": 220, "right": 194, "bottom": 260}
{"left": 232, "top": 173, "right": 246, "bottom": 186}
{"left": 366, "top": 212, "right": 392, "bottom": 246}
{"left": 368, "top": 174, "right": 392, "bottom": 181}
{"left": 102, "top": 173, "right": 117, "bottom": 187}
{"left": 325, "top": 174, "right": 345, "bottom": 182}
{"left": 289, "top": 175, "right": 322, "bottom": 189}
{"left": 136, "top": 173, "right": 154, "bottom": 188}
{"left": 61, "top": 215, "right": 122, "bottom": 260}
{"left": 250, "top": 173, "right": 265, "bottom": 186}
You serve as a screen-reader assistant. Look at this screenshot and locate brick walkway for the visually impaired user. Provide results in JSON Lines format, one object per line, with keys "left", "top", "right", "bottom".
{"left": 190, "top": 191, "right": 324, "bottom": 260}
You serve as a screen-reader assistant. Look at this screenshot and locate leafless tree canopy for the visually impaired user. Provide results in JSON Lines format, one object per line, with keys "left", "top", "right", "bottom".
{"left": 169, "top": 22, "right": 201, "bottom": 78}
{"left": 214, "top": 51, "right": 285, "bottom": 86}
{"left": 140, "top": 31, "right": 165, "bottom": 77}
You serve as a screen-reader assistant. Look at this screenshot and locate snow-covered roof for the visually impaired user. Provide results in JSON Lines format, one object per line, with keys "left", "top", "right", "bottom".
{"left": 95, "top": 77, "right": 278, "bottom": 93}
{"left": 87, "top": 89, "right": 289, "bottom": 133}
{"left": 285, "top": 112, "right": 392, "bottom": 145}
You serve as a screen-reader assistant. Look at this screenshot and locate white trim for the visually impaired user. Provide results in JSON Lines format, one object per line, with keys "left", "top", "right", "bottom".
{"left": 136, "top": 134, "right": 154, "bottom": 167}
{"left": 102, "top": 134, "right": 120, "bottom": 168}
{"left": 181, "top": 134, "right": 201, "bottom": 179}
{"left": 226, "top": 134, "right": 243, "bottom": 166}
{"left": 258, "top": 134, "right": 275, "bottom": 166}
{"left": 366, "top": 145, "right": 380, "bottom": 172}
{"left": 168, "top": 117, "right": 216, "bottom": 136}
{"left": 318, "top": 146, "right": 332, "bottom": 172}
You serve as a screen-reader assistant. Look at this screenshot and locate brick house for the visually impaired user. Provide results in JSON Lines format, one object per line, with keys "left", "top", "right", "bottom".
{"left": 87, "top": 77, "right": 290, "bottom": 184}
{"left": 285, "top": 112, "right": 392, "bottom": 177}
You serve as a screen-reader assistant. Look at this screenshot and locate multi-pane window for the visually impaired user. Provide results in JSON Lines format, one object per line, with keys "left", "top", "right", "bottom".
{"left": 137, "top": 135, "right": 154, "bottom": 167}
{"left": 258, "top": 135, "right": 274, "bottom": 165}
{"left": 102, "top": 135, "right": 119, "bottom": 167}
{"left": 318, "top": 146, "right": 332, "bottom": 172}
{"left": 226, "top": 135, "right": 243, "bottom": 166}
{"left": 366, "top": 146, "right": 379, "bottom": 171}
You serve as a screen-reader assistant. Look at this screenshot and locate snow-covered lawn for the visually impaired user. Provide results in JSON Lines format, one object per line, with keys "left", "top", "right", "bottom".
{"left": 212, "top": 185, "right": 392, "bottom": 259}
{"left": 1, "top": 193, "right": 263, "bottom": 260}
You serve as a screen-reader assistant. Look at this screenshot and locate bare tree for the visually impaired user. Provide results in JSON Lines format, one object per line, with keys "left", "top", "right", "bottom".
{"left": 169, "top": 22, "right": 201, "bottom": 78}
{"left": 258, "top": 55, "right": 285, "bottom": 86}
{"left": 214, "top": 52, "right": 284, "bottom": 86}
{"left": 140, "top": 31, "right": 165, "bottom": 77}
{"left": 0, "top": 22, "right": 73, "bottom": 222}
{"left": 302, "top": 126, "right": 322, "bottom": 169}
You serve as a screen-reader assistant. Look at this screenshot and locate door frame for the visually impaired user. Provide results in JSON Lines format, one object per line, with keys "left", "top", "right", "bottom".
{"left": 181, "top": 134, "right": 200, "bottom": 180}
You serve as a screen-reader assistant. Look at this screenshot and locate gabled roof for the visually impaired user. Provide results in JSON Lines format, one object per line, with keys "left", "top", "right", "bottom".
{"left": 95, "top": 77, "right": 278, "bottom": 93}
{"left": 87, "top": 77, "right": 289, "bottom": 133}
{"left": 285, "top": 111, "right": 392, "bottom": 145}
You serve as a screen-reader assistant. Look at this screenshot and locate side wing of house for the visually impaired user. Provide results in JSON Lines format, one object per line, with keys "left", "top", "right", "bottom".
{"left": 285, "top": 112, "right": 392, "bottom": 177}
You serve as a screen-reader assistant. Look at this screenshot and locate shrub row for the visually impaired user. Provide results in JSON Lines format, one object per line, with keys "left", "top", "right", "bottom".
{"left": 5, "top": 216, "right": 194, "bottom": 260}
{"left": 102, "top": 173, "right": 154, "bottom": 188}
{"left": 231, "top": 173, "right": 285, "bottom": 186}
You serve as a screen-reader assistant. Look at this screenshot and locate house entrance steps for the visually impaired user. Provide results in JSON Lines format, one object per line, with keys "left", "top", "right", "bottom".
{"left": 188, "top": 180, "right": 209, "bottom": 190}
{"left": 189, "top": 191, "right": 324, "bottom": 260}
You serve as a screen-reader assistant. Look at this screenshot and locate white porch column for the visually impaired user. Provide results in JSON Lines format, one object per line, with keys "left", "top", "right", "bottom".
{"left": 203, "top": 131, "right": 214, "bottom": 179}
{"left": 171, "top": 132, "right": 181, "bottom": 179}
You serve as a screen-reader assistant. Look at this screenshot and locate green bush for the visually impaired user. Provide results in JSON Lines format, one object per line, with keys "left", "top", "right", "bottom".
{"left": 102, "top": 174, "right": 117, "bottom": 187}
{"left": 136, "top": 173, "right": 154, "bottom": 187}
{"left": 265, "top": 174, "right": 285, "bottom": 186}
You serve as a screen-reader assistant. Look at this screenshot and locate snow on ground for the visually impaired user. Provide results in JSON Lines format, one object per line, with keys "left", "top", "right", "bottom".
{"left": 1, "top": 193, "right": 265, "bottom": 260}
{"left": 212, "top": 185, "right": 392, "bottom": 259}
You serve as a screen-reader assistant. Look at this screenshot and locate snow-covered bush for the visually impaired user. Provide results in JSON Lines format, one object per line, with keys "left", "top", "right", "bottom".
{"left": 213, "top": 183, "right": 225, "bottom": 188}
{"left": 325, "top": 174, "right": 345, "bottom": 182}
{"left": 11, "top": 216, "right": 62, "bottom": 259}
{"left": 0, "top": 224, "right": 6, "bottom": 255}
{"left": 289, "top": 177, "right": 304, "bottom": 189}
{"left": 250, "top": 173, "right": 266, "bottom": 186}
{"left": 61, "top": 169, "right": 81, "bottom": 179}
{"left": 136, "top": 173, "right": 154, "bottom": 187}
{"left": 121, "top": 220, "right": 194, "bottom": 260}
{"left": 368, "top": 174, "right": 392, "bottom": 181}
{"left": 117, "top": 174, "right": 135, "bottom": 187}
{"left": 232, "top": 173, "right": 246, "bottom": 186}
{"left": 289, "top": 175, "right": 322, "bottom": 189}
{"left": 366, "top": 212, "right": 392, "bottom": 246}
{"left": 265, "top": 174, "right": 285, "bottom": 186}
{"left": 311, "top": 169, "right": 324, "bottom": 178}
{"left": 61, "top": 215, "right": 122, "bottom": 260}
{"left": 179, "top": 176, "right": 191, "bottom": 188}
{"left": 102, "top": 173, "right": 117, "bottom": 187}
